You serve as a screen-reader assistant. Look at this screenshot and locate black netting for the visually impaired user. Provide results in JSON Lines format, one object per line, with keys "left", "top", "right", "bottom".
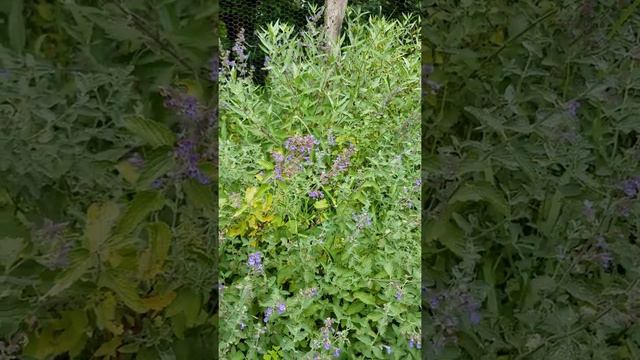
{"left": 220, "top": 0, "right": 420, "bottom": 84}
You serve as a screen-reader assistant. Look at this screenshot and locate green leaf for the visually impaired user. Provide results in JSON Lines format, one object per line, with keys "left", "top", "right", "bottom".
{"left": 165, "top": 288, "right": 202, "bottom": 327}
{"left": 93, "top": 336, "right": 122, "bottom": 357}
{"left": 114, "top": 191, "right": 165, "bottom": 235}
{"left": 85, "top": 201, "right": 120, "bottom": 253}
{"left": 449, "top": 181, "right": 509, "bottom": 216}
{"left": 99, "top": 270, "right": 147, "bottom": 313}
{"left": 183, "top": 180, "right": 214, "bottom": 214}
{"left": 345, "top": 301, "right": 365, "bottom": 315}
{"left": 45, "top": 250, "right": 92, "bottom": 298}
{"left": 314, "top": 199, "right": 330, "bottom": 210}
{"left": 94, "top": 292, "right": 123, "bottom": 335}
{"left": 123, "top": 116, "right": 176, "bottom": 148}
{"left": 0, "top": 236, "right": 24, "bottom": 270}
{"left": 353, "top": 291, "right": 377, "bottom": 305}
{"left": 9, "top": 0, "right": 26, "bottom": 54}
{"left": 115, "top": 161, "right": 140, "bottom": 184}
{"left": 138, "top": 222, "right": 172, "bottom": 279}
{"left": 464, "top": 106, "right": 505, "bottom": 134}
{"left": 425, "top": 216, "right": 465, "bottom": 257}
{"left": 137, "top": 149, "right": 176, "bottom": 189}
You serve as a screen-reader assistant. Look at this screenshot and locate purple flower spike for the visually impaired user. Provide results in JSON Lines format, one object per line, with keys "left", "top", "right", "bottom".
{"left": 263, "top": 307, "right": 274, "bottom": 323}
{"left": 323, "top": 340, "right": 331, "bottom": 351}
{"left": 309, "top": 190, "right": 324, "bottom": 199}
{"left": 247, "top": 252, "right": 263, "bottom": 273}
{"left": 277, "top": 302, "right": 286, "bottom": 314}
{"left": 565, "top": 99, "right": 581, "bottom": 117}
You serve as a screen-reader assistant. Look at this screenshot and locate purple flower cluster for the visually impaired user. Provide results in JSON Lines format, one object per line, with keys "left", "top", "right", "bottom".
{"left": 328, "top": 132, "right": 336, "bottom": 146}
{"left": 230, "top": 28, "right": 250, "bottom": 76}
{"left": 263, "top": 307, "right": 274, "bottom": 323}
{"left": 285, "top": 134, "right": 318, "bottom": 162}
{"left": 36, "top": 219, "right": 67, "bottom": 242}
{"left": 300, "top": 287, "right": 319, "bottom": 298}
{"left": 590, "top": 235, "right": 613, "bottom": 269}
{"left": 319, "top": 318, "right": 341, "bottom": 356}
{"left": 160, "top": 87, "right": 201, "bottom": 121}
{"left": 408, "top": 335, "right": 422, "bottom": 349}
{"left": 424, "top": 286, "right": 482, "bottom": 351}
{"left": 128, "top": 152, "right": 144, "bottom": 169}
{"left": 174, "top": 138, "right": 210, "bottom": 185}
{"left": 423, "top": 63, "right": 440, "bottom": 95}
{"left": 159, "top": 85, "right": 216, "bottom": 187}
{"left": 353, "top": 211, "right": 372, "bottom": 230}
{"left": 49, "top": 241, "right": 72, "bottom": 270}
{"left": 565, "top": 99, "right": 581, "bottom": 116}
{"left": 621, "top": 176, "right": 640, "bottom": 198}
{"left": 209, "top": 56, "right": 219, "bottom": 82}
{"left": 582, "top": 200, "right": 596, "bottom": 222}
{"left": 309, "top": 190, "right": 324, "bottom": 199}
{"left": 272, "top": 134, "right": 319, "bottom": 181}
{"left": 277, "top": 302, "right": 286, "bottom": 314}
{"left": 247, "top": 252, "right": 264, "bottom": 273}
{"left": 321, "top": 143, "right": 356, "bottom": 183}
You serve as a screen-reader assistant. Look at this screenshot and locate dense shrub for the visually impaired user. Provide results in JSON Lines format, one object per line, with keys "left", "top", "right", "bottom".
{"left": 219, "top": 7, "right": 421, "bottom": 359}
{"left": 424, "top": 1, "right": 640, "bottom": 359}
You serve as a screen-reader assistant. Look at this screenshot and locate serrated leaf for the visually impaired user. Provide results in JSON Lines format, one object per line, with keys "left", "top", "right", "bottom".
{"left": 123, "top": 116, "right": 176, "bottom": 148}
{"left": 114, "top": 191, "right": 165, "bottom": 235}
{"left": 353, "top": 291, "right": 377, "bottom": 305}
{"left": 464, "top": 106, "right": 505, "bottom": 134}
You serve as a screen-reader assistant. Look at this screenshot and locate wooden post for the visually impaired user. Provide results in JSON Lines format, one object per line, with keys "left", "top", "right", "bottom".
{"left": 325, "top": 0, "right": 348, "bottom": 49}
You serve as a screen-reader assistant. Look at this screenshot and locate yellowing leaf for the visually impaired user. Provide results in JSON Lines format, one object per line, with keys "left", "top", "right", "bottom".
{"left": 138, "top": 222, "right": 172, "bottom": 280}
{"left": 142, "top": 290, "right": 177, "bottom": 311}
{"left": 490, "top": 28, "right": 505, "bottom": 45}
{"left": 245, "top": 186, "right": 258, "bottom": 204}
{"left": 93, "top": 336, "right": 122, "bottom": 358}
{"left": 314, "top": 199, "right": 330, "bottom": 210}
{"left": 95, "top": 292, "right": 123, "bottom": 335}
{"left": 85, "top": 201, "right": 120, "bottom": 253}
{"left": 115, "top": 161, "right": 139, "bottom": 184}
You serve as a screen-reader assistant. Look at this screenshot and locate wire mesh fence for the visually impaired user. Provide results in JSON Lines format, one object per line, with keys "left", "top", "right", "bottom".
{"left": 220, "top": 0, "right": 420, "bottom": 84}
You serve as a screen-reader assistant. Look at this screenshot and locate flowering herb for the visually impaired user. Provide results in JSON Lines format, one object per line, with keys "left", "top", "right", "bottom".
{"left": 247, "top": 252, "right": 264, "bottom": 273}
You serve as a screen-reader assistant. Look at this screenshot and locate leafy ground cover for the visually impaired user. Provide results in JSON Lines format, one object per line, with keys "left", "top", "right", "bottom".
{"left": 424, "top": 1, "right": 640, "bottom": 359}
{"left": 1, "top": 1, "right": 218, "bottom": 359}
{"left": 219, "top": 7, "right": 421, "bottom": 359}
